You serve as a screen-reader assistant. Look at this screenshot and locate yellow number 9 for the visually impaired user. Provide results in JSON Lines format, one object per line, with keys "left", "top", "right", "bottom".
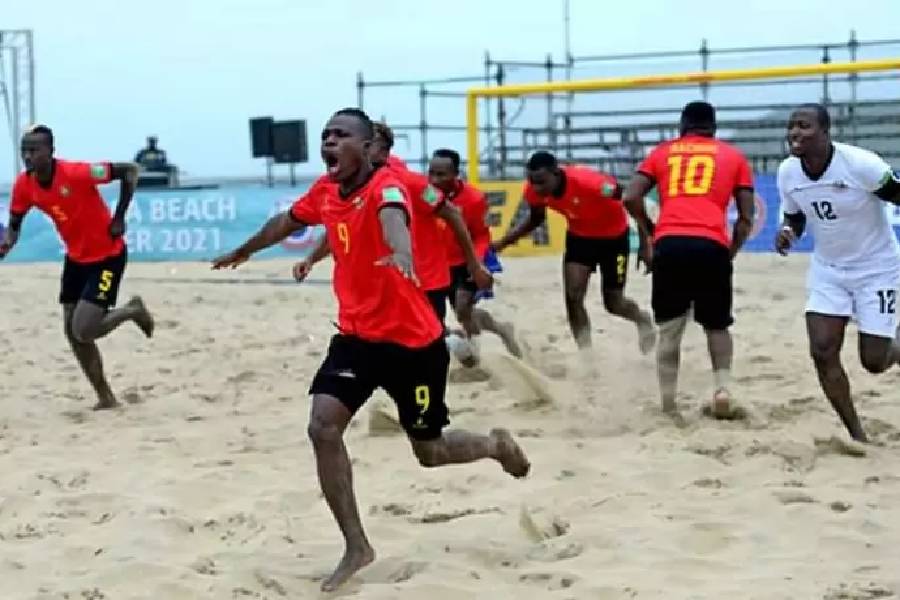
{"left": 98, "top": 270, "right": 114, "bottom": 293}
{"left": 414, "top": 385, "right": 430, "bottom": 416}
{"left": 336, "top": 222, "right": 350, "bottom": 254}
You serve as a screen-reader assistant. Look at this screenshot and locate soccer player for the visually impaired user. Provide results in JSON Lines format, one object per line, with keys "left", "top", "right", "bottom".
{"left": 0, "top": 125, "right": 155, "bottom": 410}
{"left": 775, "top": 103, "right": 900, "bottom": 443}
{"left": 293, "top": 123, "right": 492, "bottom": 326}
{"left": 428, "top": 147, "right": 523, "bottom": 359}
{"left": 212, "top": 108, "right": 530, "bottom": 592}
{"left": 492, "top": 151, "right": 655, "bottom": 353}
{"left": 621, "top": 101, "right": 755, "bottom": 420}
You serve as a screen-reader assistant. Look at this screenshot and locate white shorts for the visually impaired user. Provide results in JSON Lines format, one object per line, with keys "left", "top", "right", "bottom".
{"left": 806, "top": 258, "right": 900, "bottom": 338}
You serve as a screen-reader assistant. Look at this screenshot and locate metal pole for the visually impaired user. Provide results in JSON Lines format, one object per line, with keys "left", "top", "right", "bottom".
{"left": 484, "top": 50, "right": 494, "bottom": 176}
{"left": 11, "top": 45, "right": 21, "bottom": 173}
{"left": 848, "top": 30, "right": 858, "bottom": 144}
{"left": 821, "top": 45, "right": 831, "bottom": 106}
{"left": 546, "top": 53, "right": 554, "bottom": 151}
{"left": 497, "top": 63, "right": 507, "bottom": 179}
{"left": 419, "top": 84, "right": 428, "bottom": 170}
{"left": 700, "top": 38, "right": 710, "bottom": 100}
{"left": 356, "top": 71, "right": 364, "bottom": 109}
{"left": 564, "top": 0, "right": 574, "bottom": 161}
{"left": 26, "top": 29, "right": 35, "bottom": 124}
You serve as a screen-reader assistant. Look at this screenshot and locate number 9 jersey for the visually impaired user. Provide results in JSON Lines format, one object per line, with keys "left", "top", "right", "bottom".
{"left": 637, "top": 135, "right": 754, "bottom": 248}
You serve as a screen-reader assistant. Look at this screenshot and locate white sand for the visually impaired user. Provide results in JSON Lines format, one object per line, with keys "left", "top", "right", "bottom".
{"left": 1, "top": 254, "right": 899, "bottom": 599}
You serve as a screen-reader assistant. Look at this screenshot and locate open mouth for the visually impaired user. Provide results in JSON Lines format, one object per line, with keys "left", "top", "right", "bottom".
{"left": 323, "top": 153, "right": 340, "bottom": 177}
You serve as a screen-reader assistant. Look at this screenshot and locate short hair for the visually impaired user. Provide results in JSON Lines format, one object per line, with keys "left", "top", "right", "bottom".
{"left": 24, "top": 123, "right": 54, "bottom": 147}
{"left": 795, "top": 102, "right": 831, "bottom": 131}
{"left": 526, "top": 150, "right": 557, "bottom": 171}
{"left": 372, "top": 121, "right": 394, "bottom": 150}
{"left": 332, "top": 107, "right": 374, "bottom": 140}
{"left": 432, "top": 148, "right": 460, "bottom": 173}
{"left": 680, "top": 101, "right": 716, "bottom": 133}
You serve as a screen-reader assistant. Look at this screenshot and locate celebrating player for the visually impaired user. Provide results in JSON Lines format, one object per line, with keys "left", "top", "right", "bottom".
{"left": 294, "top": 123, "right": 492, "bottom": 326}
{"left": 493, "top": 151, "right": 655, "bottom": 353}
{"left": 0, "top": 125, "right": 154, "bottom": 410}
{"left": 428, "top": 147, "right": 522, "bottom": 360}
{"left": 212, "top": 108, "right": 530, "bottom": 592}
{"left": 622, "top": 101, "right": 755, "bottom": 421}
{"left": 775, "top": 103, "right": 900, "bottom": 443}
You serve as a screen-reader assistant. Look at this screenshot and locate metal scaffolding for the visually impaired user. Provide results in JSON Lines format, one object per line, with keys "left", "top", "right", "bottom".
{"left": 0, "top": 29, "right": 36, "bottom": 179}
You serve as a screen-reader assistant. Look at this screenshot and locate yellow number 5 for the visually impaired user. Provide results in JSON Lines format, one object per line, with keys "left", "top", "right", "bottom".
{"left": 98, "top": 270, "right": 114, "bottom": 293}
{"left": 667, "top": 155, "right": 715, "bottom": 196}
{"left": 336, "top": 222, "right": 350, "bottom": 254}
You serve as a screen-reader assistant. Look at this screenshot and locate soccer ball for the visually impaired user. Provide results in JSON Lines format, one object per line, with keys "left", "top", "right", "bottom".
{"left": 446, "top": 332, "right": 480, "bottom": 367}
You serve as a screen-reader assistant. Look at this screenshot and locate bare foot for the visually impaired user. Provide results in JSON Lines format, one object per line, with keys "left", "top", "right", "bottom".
{"left": 128, "top": 296, "right": 155, "bottom": 338}
{"left": 491, "top": 428, "right": 530, "bottom": 478}
{"left": 496, "top": 321, "right": 524, "bottom": 359}
{"left": 709, "top": 388, "right": 733, "bottom": 420}
{"left": 92, "top": 397, "right": 120, "bottom": 411}
{"left": 662, "top": 405, "right": 687, "bottom": 428}
{"left": 637, "top": 318, "right": 657, "bottom": 355}
{"left": 321, "top": 545, "right": 375, "bottom": 592}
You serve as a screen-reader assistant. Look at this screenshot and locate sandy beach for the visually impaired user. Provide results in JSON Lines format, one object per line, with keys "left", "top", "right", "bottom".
{"left": 1, "top": 253, "right": 898, "bottom": 599}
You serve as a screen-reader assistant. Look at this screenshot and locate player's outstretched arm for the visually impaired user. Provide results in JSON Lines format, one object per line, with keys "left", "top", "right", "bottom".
{"left": 436, "top": 203, "right": 492, "bottom": 289}
{"left": 492, "top": 205, "right": 546, "bottom": 252}
{"left": 376, "top": 205, "right": 418, "bottom": 284}
{"left": 729, "top": 188, "right": 755, "bottom": 259}
{"left": 108, "top": 163, "right": 140, "bottom": 238}
{"left": 0, "top": 213, "right": 24, "bottom": 259}
{"left": 212, "top": 212, "right": 304, "bottom": 269}
{"left": 293, "top": 235, "right": 332, "bottom": 282}
{"left": 775, "top": 211, "right": 806, "bottom": 256}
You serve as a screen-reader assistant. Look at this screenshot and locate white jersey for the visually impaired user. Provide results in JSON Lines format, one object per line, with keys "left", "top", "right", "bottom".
{"left": 777, "top": 141, "right": 899, "bottom": 268}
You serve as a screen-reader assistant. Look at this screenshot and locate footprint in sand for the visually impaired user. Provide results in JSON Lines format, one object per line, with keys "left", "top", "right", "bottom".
{"left": 518, "top": 572, "right": 578, "bottom": 591}
{"left": 823, "top": 582, "right": 895, "bottom": 599}
{"left": 829, "top": 501, "right": 852, "bottom": 513}
{"left": 519, "top": 505, "right": 570, "bottom": 542}
{"left": 773, "top": 490, "right": 817, "bottom": 505}
{"left": 814, "top": 435, "right": 868, "bottom": 458}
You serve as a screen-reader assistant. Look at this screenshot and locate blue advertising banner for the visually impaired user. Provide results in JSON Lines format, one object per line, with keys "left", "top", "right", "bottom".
{"left": 2, "top": 174, "right": 898, "bottom": 262}
{"left": 0, "top": 183, "right": 326, "bottom": 263}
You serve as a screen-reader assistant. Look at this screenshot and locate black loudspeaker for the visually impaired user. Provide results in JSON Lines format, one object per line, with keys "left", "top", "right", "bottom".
{"left": 271, "top": 120, "right": 308, "bottom": 164}
{"left": 249, "top": 117, "right": 274, "bottom": 158}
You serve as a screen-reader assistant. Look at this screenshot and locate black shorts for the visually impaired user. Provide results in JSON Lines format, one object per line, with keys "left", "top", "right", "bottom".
{"left": 425, "top": 287, "right": 449, "bottom": 325}
{"left": 563, "top": 230, "right": 630, "bottom": 291}
{"left": 651, "top": 236, "right": 733, "bottom": 329}
{"left": 448, "top": 264, "right": 476, "bottom": 307}
{"left": 309, "top": 334, "right": 451, "bottom": 440}
{"left": 59, "top": 248, "right": 128, "bottom": 309}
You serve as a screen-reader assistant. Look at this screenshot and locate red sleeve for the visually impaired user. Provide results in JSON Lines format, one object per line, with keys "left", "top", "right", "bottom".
{"left": 376, "top": 178, "right": 412, "bottom": 222}
{"left": 289, "top": 178, "right": 327, "bottom": 225}
{"left": 467, "top": 191, "right": 491, "bottom": 257}
{"left": 733, "top": 150, "right": 754, "bottom": 190}
{"left": 10, "top": 175, "right": 32, "bottom": 216}
{"left": 636, "top": 147, "right": 662, "bottom": 182}
{"left": 405, "top": 171, "right": 446, "bottom": 215}
{"left": 523, "top": 182, "right": 544, "bottom": 207}
{"left": 68, "top": 161, "right": 114, "bottom": 185}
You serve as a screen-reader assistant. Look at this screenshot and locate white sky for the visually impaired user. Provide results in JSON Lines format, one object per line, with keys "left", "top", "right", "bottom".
{"left": 2, "top": 0, "right": 899, "bottom": 184}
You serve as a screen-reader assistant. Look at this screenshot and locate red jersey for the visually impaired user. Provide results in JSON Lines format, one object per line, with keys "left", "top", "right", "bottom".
{"left": 441, "top": 181, "right": 490, "bottom": 267}
{"left": 387, "top": 165, "right": 450, "bottom": 291}
{"left": 637, "top": 135, "right": 753, "bottom": 247}
{"left": 11, "top": 159, "right": 123, "bottom": 263}
{"left": 387, "top": 155, "right": 408, "bottom": 172}
{"left": 524, "top": 165, "right": 628, "bottom": 238}
{"left": 290, "top": 169, "right": 443, "bottom": 348}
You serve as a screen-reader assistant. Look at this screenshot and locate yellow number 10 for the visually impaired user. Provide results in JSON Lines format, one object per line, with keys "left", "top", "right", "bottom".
{"left": 667, "top": 155, "right": 715, "bottom": 196}
{"left": 336, "top": 222, "right": 350, "bottom": 254}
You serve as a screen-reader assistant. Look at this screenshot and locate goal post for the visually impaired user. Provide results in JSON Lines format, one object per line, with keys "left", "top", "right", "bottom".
{"left": 465, "top": 57, "right": 900, "bottom": 186}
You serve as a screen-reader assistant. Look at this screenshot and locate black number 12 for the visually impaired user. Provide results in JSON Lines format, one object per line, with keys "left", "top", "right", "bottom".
{"left": 877, "top": 289, "right": 896, "bottom": 314}
{"left": 812, "top": 201, "right": 837, "bottom": 220}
